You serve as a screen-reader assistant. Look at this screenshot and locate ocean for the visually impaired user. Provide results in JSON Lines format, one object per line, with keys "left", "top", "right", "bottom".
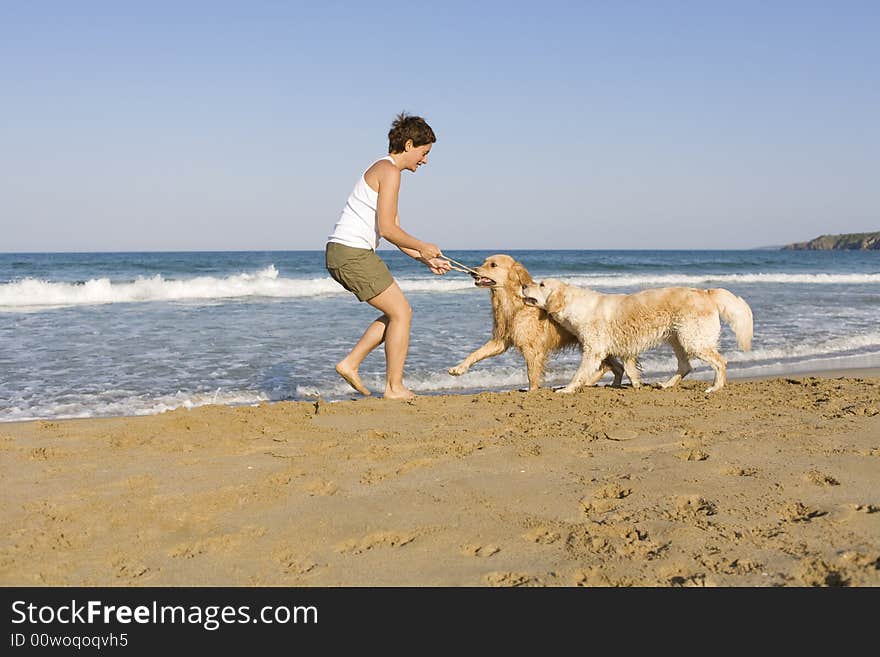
{"left": 1, "top": 249, "right": 878, "bottom": 422}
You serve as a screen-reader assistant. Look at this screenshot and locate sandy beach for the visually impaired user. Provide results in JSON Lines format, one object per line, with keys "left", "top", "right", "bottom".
{"left": 1, "top": 371, "right": 878, "bottom": 587}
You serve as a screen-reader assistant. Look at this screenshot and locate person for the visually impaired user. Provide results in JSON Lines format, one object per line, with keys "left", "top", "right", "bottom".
{"left": 325, "top": 112, "right": 450, "bottom": 400}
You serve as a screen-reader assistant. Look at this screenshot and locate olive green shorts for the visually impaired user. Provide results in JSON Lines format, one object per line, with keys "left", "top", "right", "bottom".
{"left": 325, "top": 242, "right": 395, "bottom": 302}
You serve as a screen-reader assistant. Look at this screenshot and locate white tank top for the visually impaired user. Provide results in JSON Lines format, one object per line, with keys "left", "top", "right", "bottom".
{"left": 327, "top": 155, "right": 396, "bottom": 250}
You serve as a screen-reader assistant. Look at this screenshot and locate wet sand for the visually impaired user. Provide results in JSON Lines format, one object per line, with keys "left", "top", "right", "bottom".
{"left": 1, "top": 371, "right": 878, "bottom": 587}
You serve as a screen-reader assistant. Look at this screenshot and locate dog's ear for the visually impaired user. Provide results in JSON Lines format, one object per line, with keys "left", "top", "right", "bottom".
{"left": 545, "top": 288, "right": 565, "bottom": 315}
{"left": 510, "top": 262, "right": 534, "bottom": 287}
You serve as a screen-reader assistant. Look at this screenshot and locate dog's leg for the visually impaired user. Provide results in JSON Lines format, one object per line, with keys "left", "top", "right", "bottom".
{"left": 558, "top": 351, "right": 604, "bottom": 394}
{"left": 522, "top": 348, "right": 546, "bottom": 391}
{"left": 448, "top": 339, "right": 507, "bottom": 376}
{"left": 696, "top": 348, "right": 727, "bottom": 393}
{"left": 602, "top": 357, "right": 625, "bottom": 387}
{"left": 661, "top": 336, "right": 693, "bottom": 388}
{"left": 623, "top": 357, "right": 642, "bottom": 389}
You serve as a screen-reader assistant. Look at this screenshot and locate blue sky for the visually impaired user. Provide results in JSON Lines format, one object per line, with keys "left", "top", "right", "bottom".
{"left": 1, "top": 1, "right": 878, "bottom": 251}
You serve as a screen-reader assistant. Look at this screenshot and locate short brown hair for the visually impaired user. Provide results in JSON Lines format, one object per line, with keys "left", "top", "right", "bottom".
{"left": 388, "top": 112, "right": 436, "bottom": 153}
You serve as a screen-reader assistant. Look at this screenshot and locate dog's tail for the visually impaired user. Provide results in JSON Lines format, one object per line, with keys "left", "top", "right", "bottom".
{"left": 708, "top": 288, "right": 753, "bottom": 351}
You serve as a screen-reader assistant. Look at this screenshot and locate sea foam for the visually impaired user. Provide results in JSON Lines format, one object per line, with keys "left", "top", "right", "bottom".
{"left": 0, "top": 265, "right": 483, "bottom": 310}
{"left": 3, "top": 266, "right": 879, "bottom": 311}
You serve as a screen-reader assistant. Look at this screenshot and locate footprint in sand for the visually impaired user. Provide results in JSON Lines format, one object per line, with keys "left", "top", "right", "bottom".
{"left": 796, "top": 559, "right": 850, "bottom": 587}
{"left": 596, "top": 483, "right": 633, "bottom": 499}
{"left": 780, "top": 501, "right": 826, "bottom": 522}
{"left": 580, "top": 484, "right": 632, "bottom": 516}
{"left": 110, "top": 557, "right": 152, "bottom": 582}
{"left": 461, "top": 544, "right": 500, "bottom": 557}
{"left": 485, "top": 571, "right": 543, "bottom": 587}
{"left": 805, "top": 470, "right": 840, "bottom": 486}
{"left": 277, "top": 552, "right": 319, "bottom": 576}
{"left": 724, "top": 466, "right": 758, "bottom": 477}
{"left": 668, "top": 573, "right": 713, "bottom": 587}
{"left": 676, "top": 449, "right": 710, "bottom": 461}
{"left": 28, "top": 447, "right": 58, "bottom": 460}
{"left": 713, "top": 557, "right": 763, "bottom": 576}
{"left": 673, "top": 495, "right": 717, "bottom": 517}
{"left": 335, "top": 531, "right": 417, "bottom": 555}
{"left": 581, "top": 498, "right": 619, "bottom": 515}
{"left": 574, "top": 567, "right": 632, "bottom": 587}
{"left": 523, "top": 528, "right": 562, "bottom": 545}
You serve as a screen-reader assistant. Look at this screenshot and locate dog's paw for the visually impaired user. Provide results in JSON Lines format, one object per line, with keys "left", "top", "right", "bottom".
{"left": 447, "top": 365, "right": 468, "bottom": 376}
{"left": 556, "top": 386, "right": 578, "bottom": 394}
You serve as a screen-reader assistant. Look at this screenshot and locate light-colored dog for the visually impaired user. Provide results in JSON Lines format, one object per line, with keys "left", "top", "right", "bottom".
{"left": 521, "top": 279, "right": 753, "bottom": 393}
{"left": 448, "top": 255, "right": 623, "bottom": 390}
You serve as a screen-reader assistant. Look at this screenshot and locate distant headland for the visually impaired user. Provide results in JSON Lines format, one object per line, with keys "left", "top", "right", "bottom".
{"left": 783, "top": 231, "right": 880, "bottom": 250}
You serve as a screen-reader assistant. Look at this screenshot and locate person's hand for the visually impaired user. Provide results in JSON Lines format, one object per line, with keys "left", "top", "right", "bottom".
{"left": 418, "top": 242, "right": 442, "bottom": 260}
{"left": 424, "top": 257, "right": 451, "bottom": 275}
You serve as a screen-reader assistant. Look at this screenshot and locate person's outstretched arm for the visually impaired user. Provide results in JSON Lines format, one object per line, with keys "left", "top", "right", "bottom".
{"left": 394, "top": 215, "right": 451, "bottom": 274}
{"left": 376, "top": 161, "right": 441, "bottom": 260}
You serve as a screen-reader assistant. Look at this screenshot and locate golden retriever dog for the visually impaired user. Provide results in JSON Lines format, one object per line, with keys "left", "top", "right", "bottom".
{"left": 448, "top": 255, "right": 623, "bottom": 390}
{"left": 521, "top": 279, "right": 753, "bottom": 393}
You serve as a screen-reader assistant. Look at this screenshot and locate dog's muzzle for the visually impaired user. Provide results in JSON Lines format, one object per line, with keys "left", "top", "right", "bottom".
{"left": 521, "top": 286, "right": 539, "bottom": 305}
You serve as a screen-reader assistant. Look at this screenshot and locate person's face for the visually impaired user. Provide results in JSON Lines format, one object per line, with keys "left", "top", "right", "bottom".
{"left": 404, "top": 141, "right": 432, "bottom": 171}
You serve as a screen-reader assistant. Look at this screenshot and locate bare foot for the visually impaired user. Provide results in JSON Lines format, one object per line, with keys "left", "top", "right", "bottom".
{"left": 335, "top": 362, "right": 371, "bottom": 396}
{"left": 383, "top": 386, "right": 416, "bottom": 400}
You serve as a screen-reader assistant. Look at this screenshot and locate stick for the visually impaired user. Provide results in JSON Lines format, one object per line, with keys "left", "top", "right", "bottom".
{"left": 438, "top": 253, "right": 480, "bottom": 277}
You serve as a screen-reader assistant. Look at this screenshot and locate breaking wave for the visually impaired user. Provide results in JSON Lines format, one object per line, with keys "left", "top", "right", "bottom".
{"left": 3, "top": 266, "right": 879, "bottom": 311}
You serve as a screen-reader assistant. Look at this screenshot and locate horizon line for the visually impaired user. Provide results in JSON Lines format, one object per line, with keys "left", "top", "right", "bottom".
{"left": 0, "top": 246, "right": 790, "bottom": 256}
